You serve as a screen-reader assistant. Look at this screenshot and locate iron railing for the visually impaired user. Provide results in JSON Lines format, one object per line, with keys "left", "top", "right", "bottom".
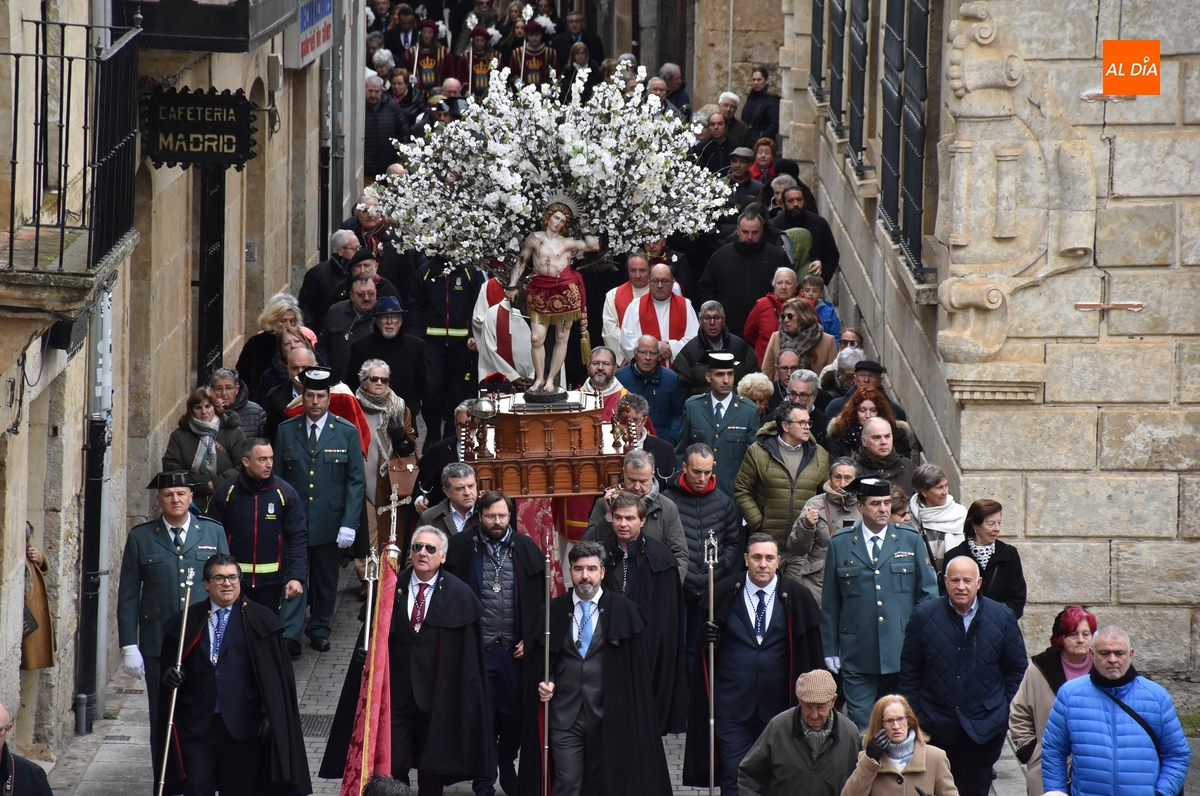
{"left": 879, "top": 0, "right": 906, "bottom": 231}
{"left": 846, "top": 0, "right": 869, "bottom": 174}
{"left": 809, "top": 0, "right": 827, "bottom": 98}
{"left": 827, "top": 0, "right": 847, "bottom": 135}
{"left": 1, "top": 21, "right": 139, "bottom": 272}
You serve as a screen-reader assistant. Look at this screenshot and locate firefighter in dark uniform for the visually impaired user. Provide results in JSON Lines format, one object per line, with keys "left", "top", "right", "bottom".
{"left": 117, "top": 471, "right": 229, "bottom": 755}
{"left": 410, "top": 256, "right": 484, "bottom": 451}
{"left": 209, "top": 437, "right": 309, "bottom": 619}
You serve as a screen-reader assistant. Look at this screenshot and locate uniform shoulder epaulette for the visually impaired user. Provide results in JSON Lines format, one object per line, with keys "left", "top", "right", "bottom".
{"left": 331, "top": 414, "right": 357, "bottom": 428}
{"left": 278, "top": 414, "right": 304, "bottom": 427}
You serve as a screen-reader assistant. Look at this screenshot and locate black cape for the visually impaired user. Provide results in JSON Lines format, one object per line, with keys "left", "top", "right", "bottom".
{"left": 444, "top": 525, "right": 546, "bottom": 645}
{"left": 321, "top": 568, "right": 492, "bottom": 783}
{"left": 156, "top": 597, "right": 312, "bottom": 796}
{"left": 517, "top": 589, "right": 673, "bottom": 796}
{"left": 681, "top": 572, "right": 824, "bottom": 786}
{"left": 601, "top": 534, "right": 688, "bottom": 734}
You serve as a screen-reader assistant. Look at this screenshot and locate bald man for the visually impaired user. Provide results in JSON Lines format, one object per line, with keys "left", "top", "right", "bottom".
{"left": 619, "top": 263, "right": 698, "bottom": 365}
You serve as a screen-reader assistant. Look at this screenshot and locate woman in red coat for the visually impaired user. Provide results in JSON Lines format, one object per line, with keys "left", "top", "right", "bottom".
{"left": 743, "top": 266, "right": 797, "bottom": 363}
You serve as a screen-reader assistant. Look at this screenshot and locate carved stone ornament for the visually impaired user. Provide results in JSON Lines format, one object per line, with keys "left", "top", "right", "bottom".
{"left": 946, "top": 379, "right": 1041, "bottom": 403}
{"left": 935, "top": 1, "right": 1097, "bottom": 364}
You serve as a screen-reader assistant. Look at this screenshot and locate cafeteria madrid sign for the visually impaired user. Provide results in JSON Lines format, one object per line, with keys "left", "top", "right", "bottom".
{"left": 143, "top": 86, "right": 257, "bottom": 170}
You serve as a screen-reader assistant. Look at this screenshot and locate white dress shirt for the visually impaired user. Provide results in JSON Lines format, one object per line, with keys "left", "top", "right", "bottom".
{"left": 162, "top": 513, "right": 194, "bottom": 546}
{"left": 307, "top": 412, "right": 329, "bottom": 443}
{"left": 407, "top": 571, "right": 439, "bottom": 620}
{"left": 743, "top": 574, "right": 778, "bottom": 633}
{"left": 571, "top": 586, "right": 605, "bottom": 646}
{"left": 711, "top": 393, "right": 733, "bottom": 419}
{"left": 864, "top": 526, "right": 888, "bottom": 562}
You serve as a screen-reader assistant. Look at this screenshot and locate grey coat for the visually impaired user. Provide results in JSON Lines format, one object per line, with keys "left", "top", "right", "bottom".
{"left": 787, "top": 483, "right": 861, "bottom": 604}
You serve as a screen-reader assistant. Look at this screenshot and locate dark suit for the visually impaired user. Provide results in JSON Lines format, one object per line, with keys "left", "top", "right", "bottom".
{"left": 419, "top": 498, "right": 479, "bottom": 541}
{"left": 275, "top": 412, "right": 365, "bottom": 642}
{"left": 641, "top": 433, "right": 678, "bottom": 491}
{"left": 551, "top": 28, "right": 605, "bottom": 65}
{"left": 548, "top": 595, "right": 608, "bottom": 796}
{"left": 262, "top": 381, "right": 298, "bottom": 443}
{"left": 116, "top": 515, "right": 228, "bottom": 749}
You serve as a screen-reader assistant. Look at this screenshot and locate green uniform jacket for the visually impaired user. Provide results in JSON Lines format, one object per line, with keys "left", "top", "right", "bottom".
{"left": 274, "top": 413, "right": 365, "bottom": 546}
{"left": 116, "top": 515, "right": 229, "bottom": 657}
{"left": 674, "top": 393, "right": 762, "bottom": 497}
{"left": 820, "top": 519, "right": 938, "bottom": 675}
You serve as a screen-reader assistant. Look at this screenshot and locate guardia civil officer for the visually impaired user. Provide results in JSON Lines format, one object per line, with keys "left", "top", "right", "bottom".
{"left": 117, "top": 471, "right": 229, "bottom": 752}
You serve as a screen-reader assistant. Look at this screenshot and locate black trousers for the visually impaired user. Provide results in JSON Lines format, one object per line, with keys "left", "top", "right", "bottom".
{"left": 242, "top": 583, "right": 284, "bottom": 614}
{"left": 179, "top": 713, "right": 263, "bottom": 796}
{"left": 935, "top": 728, "right": 1007, "bottom": 796}
{"left": 392, "top": 706, "right": 444, "bottom": 795}
{"left": 473, "top": 642, "right": 524, "bottom": 796}
{"left": 422, "top": 340, "right": 475, "bottom": 451}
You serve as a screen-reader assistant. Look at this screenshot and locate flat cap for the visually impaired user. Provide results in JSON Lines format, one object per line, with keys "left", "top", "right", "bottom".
{"left": 855, "top": 359, "right": 886, "bottom": 374}
{"left": 795, "top": 669, "right": 838, "bottom": 704}
{"left": 730, "top": 146, "right": 755, "bottom": 159}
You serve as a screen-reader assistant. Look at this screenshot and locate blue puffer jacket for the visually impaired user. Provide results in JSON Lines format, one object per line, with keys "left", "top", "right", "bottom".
{"left": 1041, "top": 672, "right": 1190, "bottom": 796}
{"left": 616, "top": 363, "right": 686, "bottom": 445}
{"left": 899, "top": 595, "right": 1027, "bottom": 745}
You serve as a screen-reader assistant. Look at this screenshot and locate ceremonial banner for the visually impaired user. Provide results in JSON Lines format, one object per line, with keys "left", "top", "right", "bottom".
{"left": 340, "top": 561, "right": 398, "bottom": 795}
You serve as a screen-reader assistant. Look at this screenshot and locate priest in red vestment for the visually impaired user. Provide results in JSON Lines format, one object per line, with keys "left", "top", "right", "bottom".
{"left": 619, "top": 263, "right": 698, "bottom": 365}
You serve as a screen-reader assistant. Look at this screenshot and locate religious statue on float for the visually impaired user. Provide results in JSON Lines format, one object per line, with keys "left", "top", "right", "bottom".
{"left": 505, "top": 196, "right": 600, "bottom": 393}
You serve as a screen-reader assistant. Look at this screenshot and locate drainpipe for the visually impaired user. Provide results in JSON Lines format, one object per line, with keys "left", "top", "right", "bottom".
{"left": 78, "top": 287, "right": 113, "bottom": 734}
{"left": 727, "top": 0, "right": 734, "bottom": 92}
{"left": 319, "top": 50, "right": 332, "bottom": 257}
{"left": 329, "top": 0, "right": 347, "bottom": 223}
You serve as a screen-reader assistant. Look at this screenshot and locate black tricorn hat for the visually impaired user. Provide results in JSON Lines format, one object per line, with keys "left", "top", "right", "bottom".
{"left": 848, "top": 477, "right": 892, "bottom": 498}
{"left": 705, "top": 350, "right": 739, "bottom": 370}
{"left": 147, "top": 470, "right": 196, "bottom": 490}
{"left": 301, "top": 367, "right": 335, "bottom": 391}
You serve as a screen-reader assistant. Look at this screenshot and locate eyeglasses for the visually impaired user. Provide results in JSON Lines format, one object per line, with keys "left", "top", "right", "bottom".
{"left": 411, "top": 542, "right": 440, "bottom": 555}
{"left": 839, "top": 339, "right": 861, "bottom": 348}
{"left": 340, "top": 244, "right": 363, "bottom": 253}
{"left": 777, "top": 364, "right": 797, "bottom": 373}
{"left": 649, "top": 278, "right": 673, "bottom": 286}
{"left": 700, "top": 315, "right": 724, "bottom": 323}
{"left": 785, "top": 419, "right": 812, "bottom": 427}
{"left": 211, "top": 384, "right": 238, "bottom": 393}
{"left": 780, "top": 312, "right": 797, "bottom": 320}
{"left": 788, "top": 391, "right": 813, "bottom": 401}
{"left": 366, "top": 376, "right": 390, "bottom": 384}
{"left": 207, "top": 574, "right": 240, "bottom": 585}
{"left": 634, "top": 349, "right": 658, "bottom": 357}
{"left": 882, "top": 717, "right": 908, "bottom": 726}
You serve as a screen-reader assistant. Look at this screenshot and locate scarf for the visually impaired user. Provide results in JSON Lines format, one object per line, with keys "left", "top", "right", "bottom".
{"left": 356, "top": 385, "right": 406, "bottom": 473}
{"left": 1062, "top": 652, "right": 1093, "bottom": 681}
{"left": 778, "top": 321, "right": 824, "bottom": 369}
{"left": 909, "top": 492, "right": 967, "bottom": 561}
{"left": 188, "top": 417, "right": 221, "bottom": 477}
{"left": 969, "top": 539, "right": 996, "bottom": 571}
{"left": 835, "top": 420, "right": 864, "bottom": 454}
{"left": 677, "top": 471, "right": 717, "bottom": 496}
{"left": 1090, "top": 664, "right": 1138, "bottom": 690}
{"left": 885, "top": 730, "right": 917, "bottom": 767}
{"left": 795, "top": 709, "right": 834, "bottom": 757}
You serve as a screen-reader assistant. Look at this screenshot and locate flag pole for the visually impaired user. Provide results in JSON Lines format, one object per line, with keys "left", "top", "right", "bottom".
{"left": 542, "top": 527, "right": 551, "bottom": 796}
{"left": 358, "top": 551, "right": 380, "bottom": 793}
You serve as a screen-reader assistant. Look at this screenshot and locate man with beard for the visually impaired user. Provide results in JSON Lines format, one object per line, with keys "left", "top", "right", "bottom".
{"left": 390, "top": 527, "right": 492, "bottom": 794}
{"left": 775, "top": 186, "right": 840, "bottom": 284}
{"left": 335, "top": 249, "right": 401, "bottom": 307}
{"left": 618, "top": 263, "right": 698, "bottom": 365}
{"left": 445, "top": 492, "right": 545, "bottom": 796}
{"left": 403, "top": 19, "right": 457, "bottom": 101}
{"left": 601, "top": 252, "right": 652, "bottom": 365}
{"left": 698, "top": 211, "right": 791, "bottom": 337}
{"left": 599, "top": 492, "right": 688, "bottom": 734}
{"left": 673, "top": 300, "right": 759, "bottom": 397}
{"left": 520, "top": 541, "right": 673, "bottom": 796}
{"left": 577, "top": 346, "right": 627, "bottom": 420}
{"left": 682, "top": 534, "right": 825, "bottom": 795}
{"left": 299, "top": 230, "right": 361, "bottom": 334}
{"left": 508, "top": 18, "right": 558, "bottom": 86}
{"left": 583, "top": 449, "right": 687, "bottom": 581}
{"left": 345, "top": 296, "right": 426, "bottom": 419}
{"left": 458, "top": 25, "right": 501, "bottom": 98}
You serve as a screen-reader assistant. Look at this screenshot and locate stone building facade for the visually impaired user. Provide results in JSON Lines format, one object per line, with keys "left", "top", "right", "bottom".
{"left": 782, "top": 0, "right": 1200, "bottom": 705}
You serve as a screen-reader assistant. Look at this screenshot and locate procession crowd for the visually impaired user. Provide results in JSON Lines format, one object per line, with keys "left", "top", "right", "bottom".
{"left": 81, "top": 4, "right": 1193, "bottom": 796}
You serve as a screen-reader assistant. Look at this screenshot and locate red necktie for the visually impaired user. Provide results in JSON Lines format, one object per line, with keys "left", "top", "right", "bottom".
{"left": 410, "top": 582, "right": 428, "bottom": 630}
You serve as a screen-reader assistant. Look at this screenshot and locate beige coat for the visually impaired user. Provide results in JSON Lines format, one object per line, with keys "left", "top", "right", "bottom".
{"left": 840, "top": 740, "right": 959, "bottom": 796}
{"left": 762, "top": 329, "right": 839, "bottom": 382}
{"left": 786, "top": 483, "right": 861, "bottom": 605}
{"left": 1009, "top": 654, "right": 1060, "bottom": 796}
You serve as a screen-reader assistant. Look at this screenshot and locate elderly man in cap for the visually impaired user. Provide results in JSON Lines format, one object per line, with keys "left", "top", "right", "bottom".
{"left": 824, "top": 359, "right": 908, "bottom": 421}
{"left": 729, "top": 147, "right": 764, "bottom": 215}
{"left": 675, "top": 351, "right": 761, "bottom": 497}
{"left": 118, "top": 471, "right": 229, "bottom": 749}
{"left": 275, "top": 368, "right": 366, "bottom": 652}
{"left": 737, "top": 669, "right": 860, "bottom": 796}
{"left": 821, "top": 477, "right": 938, "bottom": 731}
{"left": 345, "top": 295, "right": 426, "bottom": 418}
{"left": 317, "top": 273, "right": 379, "bottom": 383}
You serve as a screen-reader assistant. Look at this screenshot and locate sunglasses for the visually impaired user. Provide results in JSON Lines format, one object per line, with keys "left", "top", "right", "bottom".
{"left": 366, "top": 376, "right": 390, "bottom": 384}
{"left": 780, "top": 312, "right": 797, "bottom": 320}
{"left": 410, "top": 542, "right": 440, "bottom": 555}
{"left": 839, "top": 339, "right": 861, "bottom": 348}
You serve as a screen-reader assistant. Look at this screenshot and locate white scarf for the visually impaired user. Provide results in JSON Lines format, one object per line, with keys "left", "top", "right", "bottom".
{"left": 909, "top": 492, "right": 967, "bottom": 562}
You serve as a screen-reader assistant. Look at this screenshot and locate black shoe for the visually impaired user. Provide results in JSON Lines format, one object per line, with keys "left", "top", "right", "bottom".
{"left": 310, "top": 636, "right": 331, "bottom": 652}
{"left": 285, "top": 639, "right": 301, "bottom": 659}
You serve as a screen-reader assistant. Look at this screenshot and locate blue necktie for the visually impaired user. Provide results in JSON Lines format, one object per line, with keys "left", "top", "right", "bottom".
{"left": 578, "top": 602, "right": 594, "bottom": 657}
{"left": 212, "top": 607, "right": 230, "bottom": 665}
{"left": 754, "top": 590, "right": 767, "bottom": 642}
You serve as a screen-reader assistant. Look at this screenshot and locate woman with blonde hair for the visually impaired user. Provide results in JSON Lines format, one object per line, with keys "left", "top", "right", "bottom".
{"left": 841, "top": 695, "right": 959, "bottom": 796}
{"left": 736, "top": 371, "right": 775, "bottom": 422}
{"left": 235, "top": 293, "right": 318, "bottom": 395}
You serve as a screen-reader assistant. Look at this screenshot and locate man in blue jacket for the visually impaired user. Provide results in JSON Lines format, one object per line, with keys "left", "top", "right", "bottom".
{"left": 616, "top": 334, "right": 685, "bottom": 445}
{"left": 210, "top": 438, "right": 308, "bottom": 626}
{"left": 1042, "top": 626, "right": 1190, "bottom": 796}
{"left": 899, "top": 555, "right": 1027, "bottom": 796}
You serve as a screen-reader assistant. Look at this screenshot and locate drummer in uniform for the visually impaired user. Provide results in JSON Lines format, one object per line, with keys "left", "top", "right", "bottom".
{"left": 116, "top": 471, "right": 229, "bottom": 753}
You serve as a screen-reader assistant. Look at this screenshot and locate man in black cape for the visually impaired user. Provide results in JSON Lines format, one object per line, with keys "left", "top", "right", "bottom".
{"left": 518, "top": 541, "right": 673, "bottom": 796}
{"left": 156, "top": 554, "right": 311, "bottom": 796}
{"left": 444, "top": 490, "right": 546, "bottom": 796}
{"left": 599, "top": 491, "right": 687, "bottom": 734}
{"left": 320, "top": 526, "right": 492, "bottom": 794}
{"left": 682, "top": 533, "right": 825, "bottom": 792}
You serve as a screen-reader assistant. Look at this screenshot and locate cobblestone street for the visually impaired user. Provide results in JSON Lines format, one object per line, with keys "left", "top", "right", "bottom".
{"left": 46, "top": 566, "right": 1029, "bottom": 796}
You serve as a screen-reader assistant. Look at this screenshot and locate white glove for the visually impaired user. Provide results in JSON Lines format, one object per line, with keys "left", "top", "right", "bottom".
{"left": 336, "top": 526, "right": 357, "bottom": 548}
{"left": 825, "top": 656, "right": 841, "bottom": 674}
{"left": 121, "top": 645, "right": 145, "bottom": 679}
{"left": 414, "top": 496, "right": 429, "bottom": 513}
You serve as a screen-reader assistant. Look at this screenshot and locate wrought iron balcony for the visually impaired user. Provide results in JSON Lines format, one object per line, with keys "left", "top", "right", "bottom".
{"left": 115, "top": 0, "right": 296, "bottom": 53}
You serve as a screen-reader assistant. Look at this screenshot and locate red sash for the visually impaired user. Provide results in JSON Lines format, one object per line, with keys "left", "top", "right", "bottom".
{"left": 496, "top": 304, "right": 514, "bottom": 369}
{"left": 614, "top": 282, "right": 636, "bottom": 326}
{"left": 638, "top": 292, "right": 687, "bottom": 341}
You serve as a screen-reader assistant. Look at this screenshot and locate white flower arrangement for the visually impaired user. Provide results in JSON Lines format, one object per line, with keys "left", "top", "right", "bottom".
{"left": 370, "top": 65, "right": 732, "bottom": 275}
